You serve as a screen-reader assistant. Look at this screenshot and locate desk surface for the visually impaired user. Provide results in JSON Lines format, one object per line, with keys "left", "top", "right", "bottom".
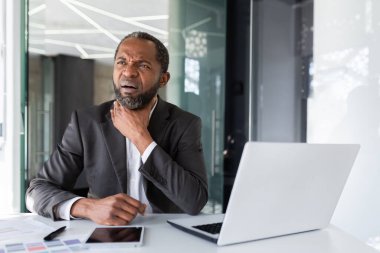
{"left": 0, "top": 213, "right": 377, "bottom": 253}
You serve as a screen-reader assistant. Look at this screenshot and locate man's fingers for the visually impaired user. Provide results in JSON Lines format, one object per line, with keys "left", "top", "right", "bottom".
{"left": 120, "top": 201, "right": 146, "bottom": 216}
{"left": 111, "top": 207, "right": 136, "bottom": 224}
{"left": 118, "top": 194, "right": 143, "bottom": 208}
{"left": 117, "top": 201, "right": 140, "bottom": 217}
{"left": 85, "top": 194, "right": 148, "bottom": 226}
{"left": 105, "top": 215, "right": 129, "bottom": 226}
{"left": 139, "top": 204, "right": 146, "bottom": 215}
{"left": 115, "top": 100, "right": 122, "bottom": 111}
{"left": 115, "top": 194, "right": 147, "bottom": 215}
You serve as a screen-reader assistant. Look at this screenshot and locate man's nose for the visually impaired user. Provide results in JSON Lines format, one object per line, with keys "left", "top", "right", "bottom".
{"left": 122, "top": 64, "right": 138, "bottom": 78}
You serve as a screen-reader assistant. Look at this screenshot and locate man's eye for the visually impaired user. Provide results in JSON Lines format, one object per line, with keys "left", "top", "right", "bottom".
{"left": 117, "top": 61, "right": 126, "bottom": 65}
{"left": 140, "top": 64, "right": 150, "bottom": 69}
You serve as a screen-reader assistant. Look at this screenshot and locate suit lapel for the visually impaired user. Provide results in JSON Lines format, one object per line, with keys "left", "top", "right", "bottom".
{"left": 100, "top": 111, "right": 128, "bottom": 193}
{"left": 148, "top": 97, "right": 170, "bottom": 142}
{"left": 145, "top": 98, "right": 170, "bottom": 210}
{"left": 99, "top": 97, "right": 170, "bottom": 196}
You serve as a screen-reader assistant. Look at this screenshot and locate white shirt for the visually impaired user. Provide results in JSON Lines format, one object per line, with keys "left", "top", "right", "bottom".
{"left": 126, "top": 138, "right": 155, "bottom": 214}
{"left": 52, "top": 99, "right": 158, "bottom": 220}
{"left": 54, "top": 143, "right": 156, "bottom": 220}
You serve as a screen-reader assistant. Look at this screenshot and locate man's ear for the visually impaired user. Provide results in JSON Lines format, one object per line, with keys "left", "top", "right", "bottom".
{"left": 159, "top": 72, "right": 170, "bottom": 87}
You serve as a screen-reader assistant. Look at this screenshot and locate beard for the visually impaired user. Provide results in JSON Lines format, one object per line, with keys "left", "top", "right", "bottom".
{"left": 113, "top": 78, "right": 160, "bottom": 110}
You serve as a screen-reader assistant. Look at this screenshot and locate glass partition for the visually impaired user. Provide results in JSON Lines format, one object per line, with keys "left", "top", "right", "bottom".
{"left": 27, "top": 0, "right": 226, "bottom": 213}
{"left": 0, "top": 0, "right": 6, "bottom": 205}
{"left": 166, "top": 0, "right": 226, "bottom": 213}
{"left": 0, "top": 0, "right": 5, "bottom": 154}
{"left": 309, "top": 0, "right": 380, "bottom": 247}
{"left": 0, "top": 0, "right": 27, "bottom": 213}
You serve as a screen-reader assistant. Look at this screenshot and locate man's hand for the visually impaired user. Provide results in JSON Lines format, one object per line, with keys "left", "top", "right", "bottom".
{"left": 71, "top": 193, "right": 146, "bottom": 226}
{"left": 110, "top": 100, "right": 154, "bottom": 154}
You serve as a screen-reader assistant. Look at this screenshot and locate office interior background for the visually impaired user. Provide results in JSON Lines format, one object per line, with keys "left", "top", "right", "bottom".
{"left": 1, "top": 0, "right": 380, "bottom": 250}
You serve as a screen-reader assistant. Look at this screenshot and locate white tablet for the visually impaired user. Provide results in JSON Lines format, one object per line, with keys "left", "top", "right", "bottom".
{"left": 85, "top": 226, "right": 144, "bottom": 248}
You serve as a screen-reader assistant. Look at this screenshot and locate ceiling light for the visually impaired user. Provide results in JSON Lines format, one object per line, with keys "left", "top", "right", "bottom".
{"left": 128, "top": 15, "right": 169, "bottom": 21}
{"left": 65, "top": 0, "right": 168, "bottom": 36}
{"left": 81, "top": 53, "right": 114, "bottom": 59}
{"left": 28, "top": 4, "right": 46, "bottom": 16}
{"left": 184, "top": 17, "right": 212, "bottom": 32}
{"left": 29, "top": 48, "right": 46, "bottom": 54}
{"left": 60, "top": 0, "right": 120, "bottom": 43}
{"left": 75, "top": 44, "right": 88, "bottom": 58}
{"left": 28, "top": 39, "right": 115, "bottom": 53}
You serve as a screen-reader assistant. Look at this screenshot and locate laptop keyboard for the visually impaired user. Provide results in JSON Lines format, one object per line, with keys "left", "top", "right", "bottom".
{"left": 193, "top": 222, "right": 223, "bottom": 234}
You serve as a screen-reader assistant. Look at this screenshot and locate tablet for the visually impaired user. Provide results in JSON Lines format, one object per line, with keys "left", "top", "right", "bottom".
{"left": 85, "top": 226, "right": 144, "bottom": 248}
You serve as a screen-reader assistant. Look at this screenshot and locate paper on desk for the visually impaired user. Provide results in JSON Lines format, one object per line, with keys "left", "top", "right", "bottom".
{"left": 0, "top": 216, "right": 54, "bottom": 242}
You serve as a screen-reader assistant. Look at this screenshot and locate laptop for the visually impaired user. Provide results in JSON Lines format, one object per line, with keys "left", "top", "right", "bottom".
{"left": 167, "top": 142, "right": 360, "bottom": 246}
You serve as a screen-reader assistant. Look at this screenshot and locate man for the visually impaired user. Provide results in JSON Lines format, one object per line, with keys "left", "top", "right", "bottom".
{"left": 26, "top": 31, "right": 208, "bottom": 226}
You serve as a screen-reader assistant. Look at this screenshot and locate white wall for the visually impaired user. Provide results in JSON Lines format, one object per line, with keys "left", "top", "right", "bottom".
{"left": 0, "top": 0, "right": 21, "bottom": 214}
{"left": 310, "top": 0, "right": 380, "bottom": 247}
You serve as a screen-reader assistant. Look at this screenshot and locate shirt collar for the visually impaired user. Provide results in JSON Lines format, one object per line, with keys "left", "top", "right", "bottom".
{"left": 149, "top": 96, "right": 158, "bottom": 120}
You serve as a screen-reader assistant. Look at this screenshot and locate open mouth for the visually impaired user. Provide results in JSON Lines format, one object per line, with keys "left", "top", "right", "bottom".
{"left": 120, "top": 81, "right": 139, "bottom": 92}
{"left": 121, "top": 84, "right": 137, "bottom": 89}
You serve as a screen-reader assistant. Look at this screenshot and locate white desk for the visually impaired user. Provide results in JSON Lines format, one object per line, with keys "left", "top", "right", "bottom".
{"left": 0, "top": 213, "right": 377, "bottom": 253}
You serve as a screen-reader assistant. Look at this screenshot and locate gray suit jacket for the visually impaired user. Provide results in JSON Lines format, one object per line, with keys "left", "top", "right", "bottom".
{"left": 26, "top": 98, "right": 208, "bottom": 219}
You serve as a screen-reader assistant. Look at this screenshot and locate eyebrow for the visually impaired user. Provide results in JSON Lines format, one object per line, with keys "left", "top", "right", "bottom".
{"left": 115, "top": 57, "right": 152, "bottom": 65}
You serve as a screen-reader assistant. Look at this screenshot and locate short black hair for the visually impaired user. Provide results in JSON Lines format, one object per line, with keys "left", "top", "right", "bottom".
{"left": 114, "top": 31, "right": 169, "bottom": 73}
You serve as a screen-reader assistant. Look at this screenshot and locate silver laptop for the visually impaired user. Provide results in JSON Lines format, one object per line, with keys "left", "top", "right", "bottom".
{"left": 167, "top": 142, "right": 360, "bottom": 246}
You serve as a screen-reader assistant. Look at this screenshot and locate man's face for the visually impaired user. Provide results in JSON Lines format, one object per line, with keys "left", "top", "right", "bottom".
{"left": 113, "top": 38, "right": 168, "bottom": 109}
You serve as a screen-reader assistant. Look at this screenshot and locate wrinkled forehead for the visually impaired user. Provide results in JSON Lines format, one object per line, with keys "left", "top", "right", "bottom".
{"left": 115, "top": 38, "right": 158, "bottom": 62}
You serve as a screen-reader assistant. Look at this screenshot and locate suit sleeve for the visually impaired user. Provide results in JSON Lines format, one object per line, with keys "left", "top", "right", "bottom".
{"left": 26, "top": 111, "right": 84, "bottom": 220}
{"left": 139, "top": 116, "right": 208, "bottom": 215}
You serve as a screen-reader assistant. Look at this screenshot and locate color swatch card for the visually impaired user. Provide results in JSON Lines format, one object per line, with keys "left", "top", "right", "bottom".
{"left": 1, "top": 239, "right": 89, "bottom": 253}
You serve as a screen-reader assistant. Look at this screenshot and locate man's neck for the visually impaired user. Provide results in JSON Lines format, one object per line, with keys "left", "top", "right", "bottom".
{"left": 149, "top": 95, "right": 158, "bottom": 111}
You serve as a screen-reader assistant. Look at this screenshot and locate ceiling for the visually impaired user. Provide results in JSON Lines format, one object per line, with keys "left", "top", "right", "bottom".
{"left": 28, "top": 0, "right": 169, "bottom": 65}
